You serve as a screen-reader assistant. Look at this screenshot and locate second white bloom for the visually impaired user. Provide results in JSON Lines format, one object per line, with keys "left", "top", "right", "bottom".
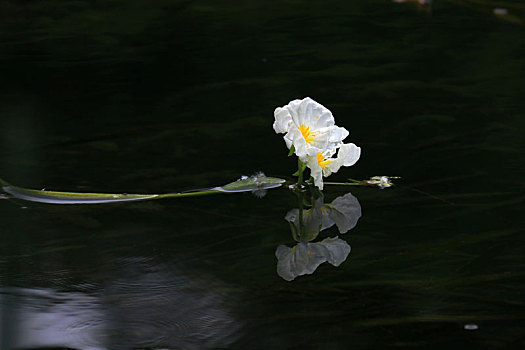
{"left": 306, "top": 143, "right": 361, "bottom": 190}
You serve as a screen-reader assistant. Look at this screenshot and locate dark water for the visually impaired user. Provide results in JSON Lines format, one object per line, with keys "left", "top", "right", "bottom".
{"left": 1, "top": 0, "right": 524, "bottom": 349}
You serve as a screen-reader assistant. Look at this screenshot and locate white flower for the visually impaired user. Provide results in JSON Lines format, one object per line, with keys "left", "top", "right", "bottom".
{"left": 306, "top": 143, "right": 361, "bottom": 190}
{"left": 273, "top": 97, "right": 349, "bottom": 160}
{"left": 275, "top": 237, "right": 351, "bottom": 281}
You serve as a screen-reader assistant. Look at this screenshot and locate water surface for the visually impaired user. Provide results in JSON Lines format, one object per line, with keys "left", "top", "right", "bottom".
{"left": 1, "top": 0, "right": 524, "bottom": 349}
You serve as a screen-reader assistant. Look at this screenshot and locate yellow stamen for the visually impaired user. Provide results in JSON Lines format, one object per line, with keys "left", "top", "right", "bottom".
{"left": 307, "top": 250, "right": 312, "bottom": 257}
{"left": 299, "top": 124, "right": 315, "bottom": 144}
{"left": 316, "top": 152, "right": 331, "bottom": 168}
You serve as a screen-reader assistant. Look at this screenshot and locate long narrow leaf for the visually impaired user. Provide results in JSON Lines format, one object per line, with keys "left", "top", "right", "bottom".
{"left": 0, "top": 175, "right": 286, "bottom": 205}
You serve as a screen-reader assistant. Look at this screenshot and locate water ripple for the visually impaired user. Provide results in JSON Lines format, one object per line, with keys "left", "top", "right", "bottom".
{"left": 1, "top": 258, "right": 241, "bottom": 349}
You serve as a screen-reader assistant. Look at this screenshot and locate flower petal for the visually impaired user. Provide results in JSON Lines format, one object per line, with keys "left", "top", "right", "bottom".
{"left": 300, "top": 242, "right": 330, "bottom": 274}
{"left": 275, "top": 242, "right": 327, "bottom": 281}
{"left": 306, "top": 156, "right": 325, "bottom": 190}
{"left": 317, "top": 237, "right": 351, "bottom": 267}
{"left": 275, "top": 245, "right": 296, "bottom": 281}
{"left": 273, "top": 108, "right": 293, "bottom": 134}
{"left": 286, "top": 127, "right": 309, "bottom": 159}
{"left": 276, "top": 238, "right": 351, "bottom": 281}
{"left": 338, "top": 143, "right": 361, "bottom": 167}
{"left": 292, "top": 97, "right": 335, "bottom": 128}
{"left": 284, "top": 136, "right": 293, "bottom": 150}
{"left": 328, "top": 126, "right": 349, "bottom": 143}
{"left": 326, "top": 193, "right": 362, "bottom": 233}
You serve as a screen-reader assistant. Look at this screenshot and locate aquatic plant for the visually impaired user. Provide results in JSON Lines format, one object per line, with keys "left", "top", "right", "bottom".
{"left": 0, "top": 98, "right": 397, "bottom": 281}
{"left": 273, "top": 97, "right": 361, "bottom": 189}
{"left": 0, "top": 98, "right": 394, "bottom": 204}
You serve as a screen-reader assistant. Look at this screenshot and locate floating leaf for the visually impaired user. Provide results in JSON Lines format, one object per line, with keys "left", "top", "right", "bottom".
{"left": 0, "top": 174, "right": 286, "bottom": 205}
{"left": 218, "top": 173, "right": 286, "bottom": 193}
{"left": 1, "top": 182, "right": 160, "bottom": 204}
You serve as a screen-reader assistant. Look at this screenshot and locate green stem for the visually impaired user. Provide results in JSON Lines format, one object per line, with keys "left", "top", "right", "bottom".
{"left": 323, "top": 182, "right": 361, "bottom": 186}
{"left": 0, "top": 175, "right": 287, "bottom": 205}
{"left": 1, "top": 184, "right": 223, "bottom": 204}
{"left": 156, "top": 190, "right": 221, "bottom": 198}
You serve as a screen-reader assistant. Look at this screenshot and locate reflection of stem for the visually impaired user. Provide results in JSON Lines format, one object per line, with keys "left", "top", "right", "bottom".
{"left": 297, "top": 190, "right": 305, "bottom": 239}
{"left": 294, "top": 160, "right": 308, "bottom": 239}
{"left": 290, "top": 222, "right": 300, "bottom": 242}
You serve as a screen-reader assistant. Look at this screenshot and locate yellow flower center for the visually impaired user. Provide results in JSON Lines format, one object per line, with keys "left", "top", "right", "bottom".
{"left": 299, "top": 124, "right": 315, "bottom": 144}
{"left": 316, "top": 152, "right": 331, "bottom": 169}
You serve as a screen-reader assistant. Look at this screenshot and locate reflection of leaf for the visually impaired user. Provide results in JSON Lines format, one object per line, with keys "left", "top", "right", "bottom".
{"left": 276, "top": 237, "right": 351, "bottom": 281}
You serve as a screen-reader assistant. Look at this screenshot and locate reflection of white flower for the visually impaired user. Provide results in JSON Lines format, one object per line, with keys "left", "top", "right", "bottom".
{"left": 306, "top": 143, "right": 361, "bottom": 190}
{"left": 285, "top": 201, "right": 324, "bottom": 242}
{"left": 285, "top": 192, "right": 361, "bottom": 241}
{"left": 275, "top": 237, "right": 351, "bottom": 281}
{"left": 318, "top": 193, "right": 362, "bottom": 234}
{"left": 273, "top": 97, "right": 349, "bottom": 160}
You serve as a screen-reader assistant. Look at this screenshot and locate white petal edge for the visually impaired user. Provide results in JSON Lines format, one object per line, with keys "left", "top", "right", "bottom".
{"left": 273, "top": 108, "right": 293, "bottom": 134}
{"left": 338, "top": 143, "right": 361, "bottom": 167}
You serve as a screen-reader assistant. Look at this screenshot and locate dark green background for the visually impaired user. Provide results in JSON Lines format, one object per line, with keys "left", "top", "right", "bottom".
{"left": 1, "top": 0, "right": 524, "bottom": 349}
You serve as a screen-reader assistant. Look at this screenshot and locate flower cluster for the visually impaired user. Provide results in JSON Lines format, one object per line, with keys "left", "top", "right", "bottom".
{"left": 273, "top": 97, "right": 361, "bottom": 189}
